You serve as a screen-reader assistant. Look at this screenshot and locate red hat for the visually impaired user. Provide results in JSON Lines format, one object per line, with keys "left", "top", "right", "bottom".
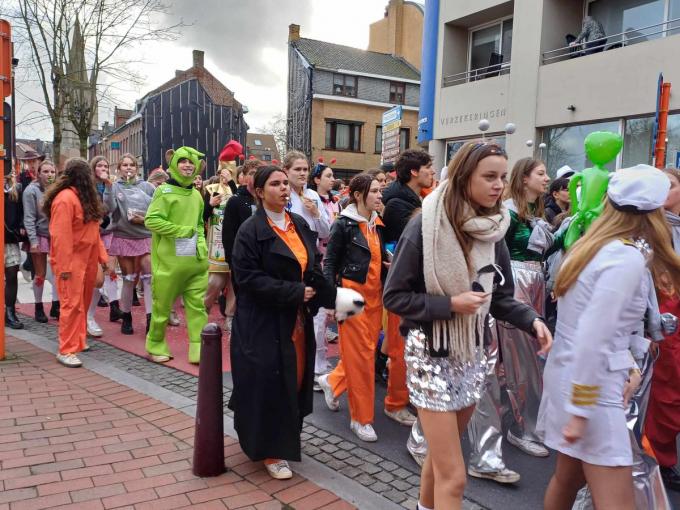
{"left": 219, "top": 140, "right": 244, "bottom": 162}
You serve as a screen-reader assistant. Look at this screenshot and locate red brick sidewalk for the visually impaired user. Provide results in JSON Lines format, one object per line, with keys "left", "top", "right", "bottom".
{"left": 0, "top": 336, "right": 355, "bottom": 510}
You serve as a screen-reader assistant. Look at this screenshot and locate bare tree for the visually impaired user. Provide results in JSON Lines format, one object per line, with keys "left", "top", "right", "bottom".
{"left": 258, "top": 113, "right": 287, "bottom": 158}
{"left": 12, "top": 0, "right": 183, "bottom": 163}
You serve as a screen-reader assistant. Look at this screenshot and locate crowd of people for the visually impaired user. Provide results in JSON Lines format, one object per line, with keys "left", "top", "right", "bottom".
{"left": 4, "top": 139, "right": 680, "bottom": 509}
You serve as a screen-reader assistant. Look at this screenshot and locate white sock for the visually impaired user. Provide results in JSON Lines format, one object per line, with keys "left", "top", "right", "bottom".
{"left": 104, "top": 274, "right": 118, "bottom": 302}
{"left": 417, "top": 503, "right": 433, "bottom": 510}
{"left": 141, "top": 274, "right": 152, "bottom": 314}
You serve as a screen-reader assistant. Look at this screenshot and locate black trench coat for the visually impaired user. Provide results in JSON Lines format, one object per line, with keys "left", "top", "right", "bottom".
{"left": 228, "top": 208, "right": 336, "bottom": 461}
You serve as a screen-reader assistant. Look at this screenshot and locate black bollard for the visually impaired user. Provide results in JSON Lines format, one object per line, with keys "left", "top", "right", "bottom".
{"left": 192, "top": 323, "right": 227, "bottom": 477}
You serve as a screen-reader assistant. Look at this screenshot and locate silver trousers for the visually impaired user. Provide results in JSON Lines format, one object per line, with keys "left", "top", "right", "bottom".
{"left": 498, "top": 260, "right": 545, "bottom": 443}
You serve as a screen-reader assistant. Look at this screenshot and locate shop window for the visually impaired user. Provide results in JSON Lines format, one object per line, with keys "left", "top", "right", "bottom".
{"left": 332, "top": 74, "right": 357, "bottom": 97}
{"left": 326, "top": 121, "right": 362, "bottom": 152}
{"left": 545, "top": 120, "right": 620, "bottom": 177}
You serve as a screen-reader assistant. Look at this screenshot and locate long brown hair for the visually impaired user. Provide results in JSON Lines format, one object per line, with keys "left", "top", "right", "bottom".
{"left": 554, "top": 200, "right": 680, "bottom": 297}
{"left": 90, "top": 155, "right": 109, "bottom": 179}
{"left": 444, "top": 140, "right": 507, "bottom": 267}
{"left": 505, "top": 157, "right": 546, "bottom": 221}
{"left": 4, "top": 172, "right": 20, "bottom": 202}
{"left": 43, "top": 158, "right": 105, "bottom": 223}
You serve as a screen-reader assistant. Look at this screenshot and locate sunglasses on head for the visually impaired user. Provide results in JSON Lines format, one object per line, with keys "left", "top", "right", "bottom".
{"left": 470, "top": 142, "right": 507, "bottom": 157}
{"left": 471, "top": 263, "right": 505, "bottom": 293}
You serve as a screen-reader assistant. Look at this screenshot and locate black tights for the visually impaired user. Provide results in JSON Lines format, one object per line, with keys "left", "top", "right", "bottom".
{"left": 5, "top": 265, "right": 19, "bottom": 308}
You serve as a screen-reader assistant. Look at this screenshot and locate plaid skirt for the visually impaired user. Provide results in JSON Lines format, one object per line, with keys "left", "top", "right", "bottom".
{"left": 108, "top": 236, "right": 151, "bottom": 257}
{"left": 101, "top": 233, "right": 113, "bottom": 251}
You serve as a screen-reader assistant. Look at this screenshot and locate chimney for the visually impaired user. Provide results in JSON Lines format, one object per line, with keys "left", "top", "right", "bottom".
{"left": 289, "top": 24, "right": 300, "bottom": 42}
{"left": 175, "top": 70, "right": 183, "bottom": 77}
{"left": 192, "top": 49, "right": 204, "bottom": 68}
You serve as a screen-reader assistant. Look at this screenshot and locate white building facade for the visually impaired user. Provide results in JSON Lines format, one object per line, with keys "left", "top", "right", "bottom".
{"left": 424, "top": 0, "right": 680, "bottom": 176}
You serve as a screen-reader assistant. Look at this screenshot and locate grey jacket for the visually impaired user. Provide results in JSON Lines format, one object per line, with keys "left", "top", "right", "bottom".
{"left": 383, "top": 214, "right": 541, "bottom": 342}
{"left": 22, "top": 181, "right": 49, "bottom": 245}
{"left": 103, "top": 179, "right": 155, "bottom": 239}
{"left": 575, "top": 16, "right": 606, "bottom": 44}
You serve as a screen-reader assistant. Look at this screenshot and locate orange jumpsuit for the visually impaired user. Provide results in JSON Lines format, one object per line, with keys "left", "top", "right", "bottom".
{"left": 384, "top": 311, "right": 409, "bottom": 412}
{"left": 268, "top": 216, "right": 308, "bottom": 391}
{"left": 328, "top": 222, "right": 383, "bottom": 425}
{"left": 49, "top": 188, "right": 108, "bottom": 355}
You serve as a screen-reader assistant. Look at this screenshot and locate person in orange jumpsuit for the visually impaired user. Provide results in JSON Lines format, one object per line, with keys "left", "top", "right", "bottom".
{"left": 43, "top": 158, "right": 109, "bottom": 368}
{"left": 318, "top": 173, "right": 389, "bottom": 442}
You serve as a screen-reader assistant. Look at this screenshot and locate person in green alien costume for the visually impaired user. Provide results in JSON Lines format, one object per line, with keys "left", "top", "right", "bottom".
{"left": 144, "top": 146, "right": 209, "bottom": 364}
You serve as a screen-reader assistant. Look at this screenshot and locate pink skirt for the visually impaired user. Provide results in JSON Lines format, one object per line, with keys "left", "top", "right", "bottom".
{"left": 101, "top": 233, "right": 113, "bottom": 251}
{"left": 36, "top": 235, "right": 50, "bottom": 253}
{"left": 108, "top": 236, "right": 151, "bottom": 257}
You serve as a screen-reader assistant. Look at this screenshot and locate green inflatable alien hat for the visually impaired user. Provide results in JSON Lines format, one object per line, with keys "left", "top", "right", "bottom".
{"left": 168, "top": 146, "right": 205, "bottom": 187}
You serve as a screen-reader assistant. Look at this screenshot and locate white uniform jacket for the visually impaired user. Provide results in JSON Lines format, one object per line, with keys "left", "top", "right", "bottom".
{"left": 537, "top": 239, "right": 650, "bottom": 466}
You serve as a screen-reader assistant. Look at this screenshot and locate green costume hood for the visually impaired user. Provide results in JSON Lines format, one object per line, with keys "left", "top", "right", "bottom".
{"left": 168, "top": 146, "right": 205, "bottom": 187}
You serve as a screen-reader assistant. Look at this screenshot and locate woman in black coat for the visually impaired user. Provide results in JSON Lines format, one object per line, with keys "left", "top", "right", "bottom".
{"left": 4, "top": 171, "right": 26, "bottom": 329}
{"left": 229, "top": 165, "right": 336, "bottom": 480}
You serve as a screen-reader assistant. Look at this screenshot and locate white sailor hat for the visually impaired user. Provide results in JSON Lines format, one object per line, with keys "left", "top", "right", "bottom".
{"left": 607, "top": 164, "right": 670, "bottom": 213}
{"left": 556, "top": 165, "right": 575, "bottom": 179}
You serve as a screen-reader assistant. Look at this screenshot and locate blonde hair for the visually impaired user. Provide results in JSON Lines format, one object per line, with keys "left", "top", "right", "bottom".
{"left": 282, "top": 150, "right": 307, "bottom": 170}
{"left": 505, "top": 158, "right": 546, "bottom": 221}
{"left": 554, "top": 201, "right": 680, "bottom": 297}
{"left": 4, "top": 172, "right": 19, "bottom": 202}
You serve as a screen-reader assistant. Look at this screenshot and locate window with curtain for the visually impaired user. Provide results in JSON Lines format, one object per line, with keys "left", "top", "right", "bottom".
{"left": 332, "top": 74, "right": 357, "bottom": 97}
{"left": 545, "top": 120, "right": 620, "bottom": 177}
{"left": 390, "top": 82, "right": 405, "bottom": 104}
{"left": 326, "top": 121, "right": 362, "bottom": 152}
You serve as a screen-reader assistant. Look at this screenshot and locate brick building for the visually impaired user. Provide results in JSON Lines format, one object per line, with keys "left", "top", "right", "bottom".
{"left": 287, "top": 1, "right": 423, "bottom": 178}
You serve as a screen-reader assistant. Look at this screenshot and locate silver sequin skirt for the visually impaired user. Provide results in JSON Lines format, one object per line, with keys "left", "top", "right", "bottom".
{"left": 405, "top": 329, "right": 488, "bottom": 412}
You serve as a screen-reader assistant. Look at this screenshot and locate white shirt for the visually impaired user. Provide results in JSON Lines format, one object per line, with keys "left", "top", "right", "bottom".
{"left": 288, "top": 187, "right": 331, "bottom": 239}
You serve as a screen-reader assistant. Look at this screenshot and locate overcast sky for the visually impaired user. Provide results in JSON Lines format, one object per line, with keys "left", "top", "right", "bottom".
{"left": 14, "top": 0, "right": 391, "bottom": 140}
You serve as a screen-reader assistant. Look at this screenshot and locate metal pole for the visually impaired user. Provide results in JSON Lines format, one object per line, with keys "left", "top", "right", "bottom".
{"left": 192, "top": 323, "right": 227, "bottom": 477}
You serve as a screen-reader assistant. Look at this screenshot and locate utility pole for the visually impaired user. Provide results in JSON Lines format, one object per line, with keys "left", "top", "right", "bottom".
{"left": 0, "top": 19, "right": 13, "bottom": 360}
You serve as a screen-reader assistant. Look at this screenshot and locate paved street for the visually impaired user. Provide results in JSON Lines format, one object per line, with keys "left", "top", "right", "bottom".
{"left": 11, "top": 277, "right": 680, "bottom": 510}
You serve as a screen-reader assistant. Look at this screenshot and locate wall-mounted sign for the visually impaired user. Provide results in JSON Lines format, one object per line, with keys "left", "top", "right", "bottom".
{"left": 440, "top": 108, "right": 506, "bottom": 127}
{"left": 111, "top": 141, "right": 121, "bottom": 150}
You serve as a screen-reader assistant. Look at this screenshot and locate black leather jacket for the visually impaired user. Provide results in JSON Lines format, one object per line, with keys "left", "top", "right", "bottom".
{"left": 323, "top": 215, "right": 388, "bottom": 286}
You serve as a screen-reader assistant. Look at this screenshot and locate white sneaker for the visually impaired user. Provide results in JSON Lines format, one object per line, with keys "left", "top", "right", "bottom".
{"left": 149, "top": 354, "right": 171, "bottom": 364}
{"left": 168, "top": 311, "right": 180, "bottom": 326}
{"left": 56, "top": 353, "right": 82, "bottom": 368}
{"left": 506, "top": 431, "right": 549, "bottom": 457}
{"left": 350, "top": 421, "right": 378, "bottom": 442}
{"left": 224, "top": 315, "right": 233, "bottom": 332}
{"left": 265, "top": 460, "right": 293, "bottom": 480}
{"left": 468, "top": 466, "right": 520, "bottom": 484}
{"left": 87, "top": 317, "right": 103, "bottom": 337}
{"left": 317, "top": 374, "right": 339, "bottom": 411}
{"left": 384, "top": 407, "right": 417, "bottom": 426}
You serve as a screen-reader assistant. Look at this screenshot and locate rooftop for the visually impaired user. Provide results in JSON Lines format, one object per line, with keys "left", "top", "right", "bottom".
{"left": 292, "top": 37, "right": 420, "bottom": 81}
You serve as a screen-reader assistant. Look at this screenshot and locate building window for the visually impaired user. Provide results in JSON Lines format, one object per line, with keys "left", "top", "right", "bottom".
{"left": 375, "top": 126, "right": 383, "bottom": 153}
{"left": 262, "top": 153, "right": 272, "bottom": 161}
{"left": 326, "top": 121, "right": 362, "bottom": 151}
{"left": 390, "top": 82, "right": 405, "bottom": 104}
{"left": 622, "top": 113, "right": 680, "bottom": 167}
{"left": 588, "top": 0, "right": 665, "bottom": 44}
{"left": 469, "top": 18, "right": 513, "bottom": 79}
{"left": 446, "top": 136, "right": 506, "bottom": 165}
{"left": 254, "top": 139, "right": 262, "bottom": 146}
{"left": 333, "top": 74, "right": 357, "bottom": 97}
{"left": 375, "top": 126, "right": 410, "bottom": 153}
{"left": 544, "top": 120, "right": 620, "bottom": 177}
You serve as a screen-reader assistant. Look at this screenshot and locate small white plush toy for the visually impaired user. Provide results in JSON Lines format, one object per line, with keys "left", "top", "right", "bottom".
{"left": 334, "top": 287, "right": 365, "bottom": 323}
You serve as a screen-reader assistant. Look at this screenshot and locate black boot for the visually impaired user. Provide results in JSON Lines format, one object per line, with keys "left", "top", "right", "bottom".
{"left": 97, "top": 295, "right": 108, "bottom": 307}
{"left": 109, "top": 300, "right": 124, "bottom": 322}
{"left": 661, "top": 466, "right": 680, "bottom": 491}
{"left": 35, "top": 303, "right": 48, "bottom": 323}
{"left": 121, "top": 312, "right": 134, "bottom": 335}
{"left": 5, "top": 306, "right": 24, "bottom": 330}
{"left": 146, "top": 313, "right": 151, "bottom": 334}
{"left": 132, "top": 289, "right": 141, "bottom": 306}
{"left": 50, "top": 300, "right": 60, "bottom": 319}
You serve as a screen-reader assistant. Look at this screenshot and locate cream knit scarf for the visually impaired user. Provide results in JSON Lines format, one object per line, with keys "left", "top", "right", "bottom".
{"left": 422, "top": 181, "right": 510, "bottom": 360}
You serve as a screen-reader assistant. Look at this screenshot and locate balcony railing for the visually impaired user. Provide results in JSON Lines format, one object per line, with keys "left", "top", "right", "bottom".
{"left": 542, "top": 17, "right": 680, "bottom": 64}
{"left": 442, "top": 62, "right": 511, "bottom": 88}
